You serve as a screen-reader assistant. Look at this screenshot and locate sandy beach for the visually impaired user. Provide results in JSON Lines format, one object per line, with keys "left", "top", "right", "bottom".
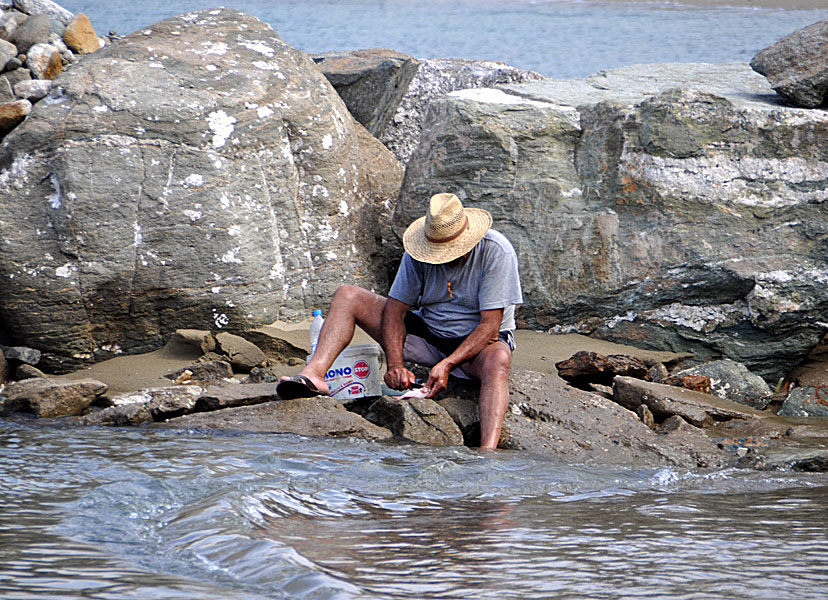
{"left": 61, "top": 323, "right": 689, "bottom": 395}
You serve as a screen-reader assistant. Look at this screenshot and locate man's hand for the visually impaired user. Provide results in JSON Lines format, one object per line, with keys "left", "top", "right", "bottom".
{"left": 385, "top": 365, "right": 415, "bottom": 390}
{"left": 425, "top": 359, "right": 453, "bottom": 398}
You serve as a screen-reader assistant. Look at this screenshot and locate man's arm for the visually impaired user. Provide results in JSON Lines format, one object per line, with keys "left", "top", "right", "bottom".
{"left": 381, "top": 297, "right": 416, "bottom": 390}
{"left": 424, "top": 308, "right": 503, "bottom": 397}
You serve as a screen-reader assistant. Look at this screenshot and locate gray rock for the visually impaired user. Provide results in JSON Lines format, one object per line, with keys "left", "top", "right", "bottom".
{"left": 503, "top": 368, "right": 727, "bottom": 467}
{"left": 675, "top": 360, "right": 772, "bottom": 409}
{"left": 236, "top": 328, "right": 307, "bottom": 363}
{"left": 397, "top": 62, "right": 828, "bottom": 383}
{"left": 193, "top": 381, "right": 278, "bottom": 412}
{"left": 13, "top": 77, "right": 49, "bottom": 100}
{"left": 4, "top": 56, "right": 23, "bottom": 71}
{"left": 0, "top": 9, "right": 403, "bottom": 366}
{"left": 0, "top": 348, "right": 8, "bottom": 384}
{"left": 379, "top": 58, "right": 545, "bottom": 163}
{"left": 0, "top": 38, "right": 17, "bottom": 70}
{"left": 0, "top": 74, "right": 12, "bottom": 102}
{"left": 438, "top": 395, "right": 479, "bottom": 444}
{"left": 612, "top": 376, "right": 765, "bottom": 427}
{"left": 751, "top": 18, "right": 828, "bottom": 108}
{"left": 166, "top": 359, "right": 233, "bottom": 383}
{"left": 16, "top": 363, "right": 46, "bottom": 379}
{"left": 312, "top": 48, "right": 419, "bottom": 138}
{"left": 0, "top": 11, "right": 27, "bottom": 43}
{"left": 81, "top": 401, "right": 152, "bottom": 426}
{"left": 2, "top": 66, "right": 30, "bottom": 86}
{"left": 215, "top": 332, "right": 265, "bottom": 371}
{"left": 160, "top": 397, "right": 393, "bottom": 441}
{"left": 23, "top": 42, "right": 60, "bottom": 79}
{"left": 1, "top": 377, "right": 107, "bottom": 417}
{"left": 0, "top": 344, "right": 40, "bottom": 365}
{"left": 12, "top": 13, "right": 49, "bottom": 55}
{"left": 369, "top": 396, "right": 464, "bottom": 446}
{"left": 779, "top": 386, "right": 828, "bottom": 417}
{"left": 13, "top": 0, "right": 74, "bottom": 26}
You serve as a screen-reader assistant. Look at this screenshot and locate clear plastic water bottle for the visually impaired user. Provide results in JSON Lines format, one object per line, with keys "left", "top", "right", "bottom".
{"left": 309, "top": 309, "right": 324, "bottom": 355}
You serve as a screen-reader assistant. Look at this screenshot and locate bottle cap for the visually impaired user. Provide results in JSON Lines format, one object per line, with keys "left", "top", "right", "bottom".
{"left": 312, "top": 309, "right": 322, "bottom": 316}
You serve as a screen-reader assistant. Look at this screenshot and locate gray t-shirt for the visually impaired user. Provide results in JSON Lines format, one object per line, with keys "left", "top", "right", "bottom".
{"left": 388, "top": 229, "right": 523, "bottom": 338}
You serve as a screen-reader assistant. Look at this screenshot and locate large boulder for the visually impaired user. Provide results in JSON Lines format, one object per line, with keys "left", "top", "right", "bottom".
{"left": 314, "top": 53, "right": 545, "bottom": 164}
{"left": 0, "top": 9, "right": 403, "bottom": 370}
{"left": 396, "top": 62, "right": 828, "bottom": 383}
{"left": 751, "top": 18, "right": 828, "bottom": 109}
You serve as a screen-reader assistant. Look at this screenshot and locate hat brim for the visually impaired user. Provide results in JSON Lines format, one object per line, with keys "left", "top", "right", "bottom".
{"left": 402, "top": 207, "right": 492, "bottom": 264}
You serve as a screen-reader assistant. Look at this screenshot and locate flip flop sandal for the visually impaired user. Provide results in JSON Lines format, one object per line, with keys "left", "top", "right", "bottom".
{"left": 276, "top": 374, "right": 327, "bottom": 400}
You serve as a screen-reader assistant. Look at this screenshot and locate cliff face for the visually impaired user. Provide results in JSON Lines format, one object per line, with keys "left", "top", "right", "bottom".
{"left": 396, "top": 63, "right": 828, "bottom": 382}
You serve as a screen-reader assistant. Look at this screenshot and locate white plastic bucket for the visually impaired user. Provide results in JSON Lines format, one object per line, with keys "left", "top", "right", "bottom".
{"left": 312, "top": 344, "right": 383, "bottom": 400}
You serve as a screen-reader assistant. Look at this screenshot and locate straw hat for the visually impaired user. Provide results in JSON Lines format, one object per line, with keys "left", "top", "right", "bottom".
{"left": 402, "top": 193, "right": 492, "bottom": 264}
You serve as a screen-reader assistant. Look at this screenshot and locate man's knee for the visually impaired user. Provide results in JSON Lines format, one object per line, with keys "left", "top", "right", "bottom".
{"left": 477, "top": 343, "right": 512, "bottom": 382}
{"left": 331, "top": 284, "right": 370, "bottom": 305}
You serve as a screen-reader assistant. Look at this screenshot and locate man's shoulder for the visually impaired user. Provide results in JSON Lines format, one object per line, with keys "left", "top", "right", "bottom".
{"left": 480, "top": 229, "right": 517, "bottom": 256}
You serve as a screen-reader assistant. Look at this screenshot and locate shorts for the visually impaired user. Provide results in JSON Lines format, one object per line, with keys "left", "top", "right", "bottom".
{"left": 402, "top": 312, "right": 515, "bottom": 379}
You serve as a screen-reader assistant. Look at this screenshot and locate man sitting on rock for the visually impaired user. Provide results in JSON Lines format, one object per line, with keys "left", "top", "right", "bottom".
{"left": 277, "top": 192, "right": 523, "bottom": 450}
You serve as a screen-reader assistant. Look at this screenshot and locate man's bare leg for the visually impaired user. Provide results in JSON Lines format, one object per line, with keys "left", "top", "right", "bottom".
{"left": 464, "top": 341, "right": 513, "bottom": 450}
{"left": 287, "top": 285, "right": 387, "bottom": 394}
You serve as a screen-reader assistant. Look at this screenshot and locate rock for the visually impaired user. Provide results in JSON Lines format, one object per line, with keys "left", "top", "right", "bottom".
{"left": 13, "top": 0, "right": 75, "bottom": 26}
{"left": 367, "top": 396, "right": 463, "bottom": 446}
{"left": 751, "top": 18, "right": 828, "bottom": 108}
{"left": 613, "top": 375, "right": 765, "bottom": 428}
{"left": 160, "top": 397, "right": 393, "bottom": 441}
{"left": 397, "top": 62, "right": 828, "bottom": 383}
{"left": 215, "top": 332, "right": 265, "bottom": 371}
{"left": 779, "top": 386, "right": 828, "bottom": 418}
{"left": 1, "top": 377, "right": 107, "bottom": 417}
{"left": 14, "top": 77, "right": 50, "bottom": 100}
{"left": 236, "top": 328, "right": 307, "bottom": 363}
{"left": 657, "top": 415, "right": 726, "bottom": 468}
{"left": 378, "top": 58, "right": 545, "bottom": 163}
{"left": 193, "top": 381, "right": 278, "bottom": 412}
{"left": 12, "top": 13, "right": 49, "bottom": 55}
{"left": 0, "top": 8, "right": 403, "bottom": 367}
{"left": 0, "top": 38, "right": 17, "bottom": 70}
{"left": 0, "top": 348, "right": 7, "bottom": 384}
{"left": 16, "top": 363, "right": 46, "bottom": 379}
{"left": 674, "top": 359, "right": 772, "bottom": 409}
{"left": 81, "top": 401, "right": 152, "bottom": 426}
{"left": 312, "top": 48, "right": 419, "bottom": 138}
{"left": 787, "top": 333, "right": 828, "bottom": 389}
{"left": 503, "top": 368, "right": 727, "bottom": 467}
{"left": 3, "top": 67, "right": 30, "bottom": 87}
{"left": 0, "top": 75, "right": 12, "bottom": 102}
{"left": 0, "top": 97, "right": 30, "bottom": 132}
{"left": 24, "top": 42, "right": 61, "bottom": 79}
{"left": 555, "top": 351, "right": 648, "bottom": 387}
{"left": 438, "top": 395, "right": 480, "bottom": 445}
{"left": 637, "top": 403, "right": 655, "bottom": 428}
{"left": 0, "top": 344, "right": 40, "bottom": 365}
{"left": 63, "top": 13, "right": 99, "bottom": 54}
{"left": 166, "top": 359, "right": 233, "bottom": 384}
{"left": 171, "top": 329, "right": 216, "bottom": 354}
{"left": 0, "top": 11, "right": 27, "bottom": 43}
{"left": 662, "top": 374, "right": 712, "bottom": 394}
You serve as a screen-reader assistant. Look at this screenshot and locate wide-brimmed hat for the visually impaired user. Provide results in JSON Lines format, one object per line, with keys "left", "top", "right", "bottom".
{"left": 402, "top": 193, "right": 492, "bottom": 264}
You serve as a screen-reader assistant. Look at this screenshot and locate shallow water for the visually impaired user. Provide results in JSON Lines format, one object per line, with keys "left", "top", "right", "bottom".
{"left": 3, "top": 417, "right": 828, "bottom": 599}
{"left": 57, "top": 0, "right": 828, "bottom": 78}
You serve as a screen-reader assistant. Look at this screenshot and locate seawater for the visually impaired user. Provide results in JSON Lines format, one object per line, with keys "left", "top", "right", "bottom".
{"left": 2, "top": 417, "right": 828, "bottom": 599}
{"left": 56, "top": 0, "right": 828, "bottom": 78}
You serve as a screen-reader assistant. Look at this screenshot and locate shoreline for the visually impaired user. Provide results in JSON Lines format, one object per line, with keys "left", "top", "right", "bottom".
{"left": 581, "top": 0, "right": 828, "bottom": 8}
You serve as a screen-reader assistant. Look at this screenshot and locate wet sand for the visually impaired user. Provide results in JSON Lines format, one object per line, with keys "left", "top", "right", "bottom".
{"left": 62, "top": 323, "right": 690, "bottom": 395}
